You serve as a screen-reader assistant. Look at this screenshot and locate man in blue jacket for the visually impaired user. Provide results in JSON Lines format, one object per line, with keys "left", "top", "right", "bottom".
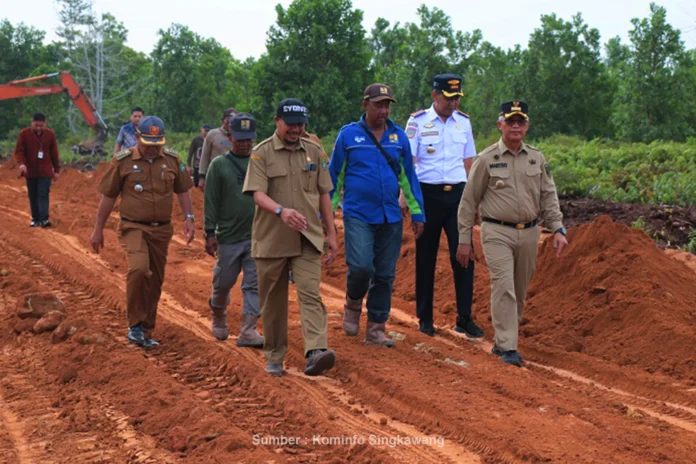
{"left": 329, "top": 83, "right": 425, "bottom": 347}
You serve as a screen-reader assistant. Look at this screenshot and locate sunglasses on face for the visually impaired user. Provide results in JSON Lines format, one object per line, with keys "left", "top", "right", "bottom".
{"left": 505, "top": 118, "right": 528, "bottom": 127}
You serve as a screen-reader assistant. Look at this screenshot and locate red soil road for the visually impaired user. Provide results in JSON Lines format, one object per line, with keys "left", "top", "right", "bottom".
{"left": 0, "top": 162, "right": 695, "bottom": 463}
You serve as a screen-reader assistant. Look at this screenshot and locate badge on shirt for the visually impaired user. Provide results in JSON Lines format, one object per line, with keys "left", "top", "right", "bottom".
{"left": 179, "top": 162, "right": 186, "bottom": 172}
{"left": 421, "top": 131, "right": 439, "bottom": 137}
{"left": 529, "top": 159, "right": 537, "bottom": 165}
{"left": 406, "top": 127, "right": 416, "bottom": 139}
{"left": 424, "top": 123, "right": 435, "bottom": 129}
{"left": 389, "top": 134, "right": 398, "bottom": 143}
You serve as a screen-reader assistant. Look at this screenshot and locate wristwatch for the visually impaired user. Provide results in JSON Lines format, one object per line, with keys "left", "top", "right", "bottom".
{"left": 275, "top": 206, "right": 284, "bottom": 217}
{"left": 555, "top": 227, "right": 567, "bottom": 236}
{"left": 185, "top": 214, "right": 195, "bottom": 221}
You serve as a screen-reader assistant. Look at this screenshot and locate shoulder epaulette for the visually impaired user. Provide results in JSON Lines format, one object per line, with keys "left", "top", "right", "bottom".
{"left": 114, "top": 148, "right": 132, "bottom": 161}
{"left": 253, "top": 137, "right": 273, "bottom": 152}
{"left": 301, "top": 136, "right": 322, "bottom": 150}
{"left": 163, "top": 148, "right": 179, "bottom": 158}
{"left": 410, "top": 109, "right": 427, "bottom": 118}
{"left": 456, "top": 110, "right": 470, "bottom": 119}
{"left": 525, "top": 143, "right": 539, "bottom": 151}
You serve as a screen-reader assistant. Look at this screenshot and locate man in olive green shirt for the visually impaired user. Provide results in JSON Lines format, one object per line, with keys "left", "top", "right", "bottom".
{"left": 204, "top": 113, "right": 263, "bottom": 348}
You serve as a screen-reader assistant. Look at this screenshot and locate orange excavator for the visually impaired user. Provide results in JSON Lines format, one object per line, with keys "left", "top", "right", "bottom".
{"left": 0, "top": 71, "right": 108, "bottom": 154}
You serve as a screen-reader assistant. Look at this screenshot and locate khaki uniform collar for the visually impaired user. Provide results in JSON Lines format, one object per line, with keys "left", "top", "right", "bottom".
{"left": 272, "top": 132, "right": 306, "bottom": 152}
{"left": 498, "top": 138, "right": 528, "bottom": 156}
{"left": 131, "top": 146, "right": 163, "bottom": 161}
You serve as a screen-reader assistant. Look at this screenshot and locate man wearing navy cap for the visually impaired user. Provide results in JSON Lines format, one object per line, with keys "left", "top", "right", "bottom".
{"left": 405, "top": 73, "right": 483, "bottom": 339}
{"left": 457, "top": 101, "right": 567, "bottom": 366}
{"left": 91, "top": 116, "right": 195, "bottom": 348}
{"left": 243, "top": 98, "right": 338, "bottom": 377}
{"left": 205, "top": 113, "right": 264, "bottom": 348}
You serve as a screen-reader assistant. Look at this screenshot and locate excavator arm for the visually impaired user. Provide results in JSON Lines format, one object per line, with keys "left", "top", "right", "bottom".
{"left": 0, "top": 72, "right": 108, "bottom": 154}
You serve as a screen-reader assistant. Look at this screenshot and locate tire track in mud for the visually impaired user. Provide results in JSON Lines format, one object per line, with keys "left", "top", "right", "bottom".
{"left": 319, "top": 281, "right": 696, "bottom": 436}
{"left": 2, "top": 195, "right": 696, "bottom": 461}
{"left": 0, "top": 214, "right": 479, "bottom": 463}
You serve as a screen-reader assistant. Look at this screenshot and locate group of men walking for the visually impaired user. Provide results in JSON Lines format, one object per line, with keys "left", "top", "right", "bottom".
{"left": 15, "top": 72, "right": 568, "bottom": 375}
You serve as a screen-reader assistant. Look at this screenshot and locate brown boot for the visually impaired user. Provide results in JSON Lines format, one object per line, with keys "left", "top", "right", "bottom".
{"left": 342, "top": 296, "right": 362, "bottom": 336}
{"left": 236, "top": 314, "right": 264, "bottom": 348}
{"left": 211, "top": 305, "right": 229, "bottom": 341}
{"left": 364, "top": 321, "right": 395, "bottom": 347}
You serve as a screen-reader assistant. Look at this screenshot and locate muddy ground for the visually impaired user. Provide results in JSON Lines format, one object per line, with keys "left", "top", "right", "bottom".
{"left": 1, "top": 162, "right": 696, "bottom": 463}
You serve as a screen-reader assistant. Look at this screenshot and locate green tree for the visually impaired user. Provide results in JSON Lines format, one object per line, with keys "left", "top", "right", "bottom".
{"left": 612, "top": 3, "right": 695, "bottom": 141}
{"left": 0, "top": 20, "right": 51, "bottom": 138}
{"left": 521, "top": 13, "right": 611, "bottom": 139}
{"left": 151, "top": 24, "right": 246, "bottom": 132}
{"left": 254, "top": 0, "right": 372, "bottom": 137}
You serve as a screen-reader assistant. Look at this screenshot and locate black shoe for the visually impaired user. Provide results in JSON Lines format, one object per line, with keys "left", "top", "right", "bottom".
{"left": 455, "top": 318, "right": 484, "bottom": 339}
{"left": 304, "top": 349, "right": 336, "bottom": 376}
{"left": 30, "top": 221, "right": 40, "bottom": 228}
{"left": 418, "top": 320, "right": 435, "bottom": 337}
{"left": 41, "top": 220, "right": 52, "bottom": 228}
{"left": 127, "top": 324, "right": 145, "bottom": 347}
{"left": 491, "top": 344, "right": 504, "bottom": 357}
{"left": 500, "top": 350, "right": 523, "bottom": 367}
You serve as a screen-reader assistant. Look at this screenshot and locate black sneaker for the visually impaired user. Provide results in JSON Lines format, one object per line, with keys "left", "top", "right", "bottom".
{"left": 41, "top": 220, "right": 52, "bottom": 228}
{"left": 304, "top": 349, "right": 336, "bottom": 376}
{"left": 491, "top": 344, "right": 504, "bottom": 357}
{"left": 501, "top": 350, "right": 523, "bottom": 367}
{"left": 30, "top": 221, "right": 40, "bottom": 228}
{"left": 455, "top": 318, "right": 484, "bottom": 338}
{"left": 418, "top": 320, "right": 435, "bottom": 337}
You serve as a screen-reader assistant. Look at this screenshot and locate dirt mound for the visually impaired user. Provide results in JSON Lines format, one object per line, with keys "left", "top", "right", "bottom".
{"left": 526, "top": 216, "right": 696, "bottom": 379}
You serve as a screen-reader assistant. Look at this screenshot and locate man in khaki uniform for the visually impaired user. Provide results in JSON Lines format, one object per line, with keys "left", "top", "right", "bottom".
{"left": 243, "top": 98, "right": 338, "bottom": 377}
{"left": 91, "top": 116, "right": 195, "bottom": 348}
{"left": 457, "top": 101, "right": 568, "bottom": 367}
{"left": 198, "top": 107, "right": 238, "bottom": 190}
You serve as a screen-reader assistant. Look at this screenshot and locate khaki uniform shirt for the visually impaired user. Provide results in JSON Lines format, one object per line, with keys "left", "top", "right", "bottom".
{"left": 458, "top": 139, "right": 564, "bottom": 244}
{"left": 243, "top": 133, "right": 333, "bottom": 258}
{"left": 99, "top": 147, "right": 193, "bottom": 223}
{"left": 198, "top": 127, "right": 233, "bottom": 175}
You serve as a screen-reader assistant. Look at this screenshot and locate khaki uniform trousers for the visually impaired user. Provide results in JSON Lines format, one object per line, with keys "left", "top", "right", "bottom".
{"left": 118, "top": 222, "right": 173, "bottom": 335}
{"left": 480, "top": 222, "right": 540, "bottom": 352}
{"left": 256, "top": 236, "right": 328, "bottom": 364}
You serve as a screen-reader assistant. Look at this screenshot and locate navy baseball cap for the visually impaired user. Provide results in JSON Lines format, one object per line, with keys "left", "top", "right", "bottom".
{"left": 276, "top": 98, "right": 308, "bottom": 125}
{"left": 433, "top": 74, "right": 464, "bottom": 97}
{"left": 137, "top": 116, "right": 166, "bottom": 146}
{"left": 202, "top": 123, "right": 213, "bottom": 131}
{"left": 229, "top": 113, "right": 257, "bottom": 140}
{"left": 499, "top": 101, "right": 529, "bottom": 119}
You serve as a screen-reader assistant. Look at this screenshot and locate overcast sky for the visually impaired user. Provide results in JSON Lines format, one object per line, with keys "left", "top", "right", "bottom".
{"left": 3, "top": 0, "right": 696, "bottom": 60}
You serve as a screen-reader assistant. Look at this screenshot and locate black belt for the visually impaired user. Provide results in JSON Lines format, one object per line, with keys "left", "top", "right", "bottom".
{"left": 420, "top": 182, "right": 465, "bottom": 192}
{"left": 121, "top": 217, "right": 171, "bottom": 227}
{"left": 482, "top": 217, "right": 539, "bottom": 230}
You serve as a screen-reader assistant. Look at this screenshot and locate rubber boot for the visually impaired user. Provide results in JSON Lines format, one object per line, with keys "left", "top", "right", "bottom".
{"left": 364, "top": 321, "right": 395, "bottom": 347}
{"left": 236, "top": 314, "right": 264, "bottom": 348}
{"left": 210, "top": 305, "right": 229, "bottom": 341}
{"left": 342, "top": 296, "right": 362, "bottom": 336}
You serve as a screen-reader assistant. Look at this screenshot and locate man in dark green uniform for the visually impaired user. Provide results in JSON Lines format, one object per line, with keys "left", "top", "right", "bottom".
{"left": 204, "top": 113, "right": 264, "bottom": 347}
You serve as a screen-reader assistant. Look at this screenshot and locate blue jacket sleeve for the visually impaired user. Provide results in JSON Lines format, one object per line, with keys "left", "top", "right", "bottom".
{"left": 400, "top": 133, "right": 425, "bottom": 223}
{"left": 328, "top": 129, "right": 348, "bottom": 207}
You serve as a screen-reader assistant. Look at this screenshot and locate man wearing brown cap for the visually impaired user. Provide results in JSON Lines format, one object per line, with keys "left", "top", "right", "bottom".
{"left": 243, "top": 98, "right": 339, "bottom": 378}
{"left": 198, "top": 107, "right": 238, "bottom": 190}
{"left": 457, "top": 101, "right": 567, "bottom": 367}
{"left": 329, "top": 84, "right": 425, "bottom": 347}
{"left": 91, "top": 116, "right": 195, "bottom": 348}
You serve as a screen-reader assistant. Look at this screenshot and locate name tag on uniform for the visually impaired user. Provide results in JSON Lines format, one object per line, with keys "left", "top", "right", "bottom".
{"left": 489, "top": 162, "right": 508, "bottom": 168}
{"left": 38, "top": 151, "right": 44, "bottom": 159}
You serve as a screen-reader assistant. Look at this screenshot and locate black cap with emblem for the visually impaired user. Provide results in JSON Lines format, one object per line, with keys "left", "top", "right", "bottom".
{"left": 276, "top": 98, "right": 309, "bottom": 125}
{"left": 433, "top": 74, "right": 463, "bottom": 97}
{"left": 499, "top": 101, "right": 529, "bottom": 119}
